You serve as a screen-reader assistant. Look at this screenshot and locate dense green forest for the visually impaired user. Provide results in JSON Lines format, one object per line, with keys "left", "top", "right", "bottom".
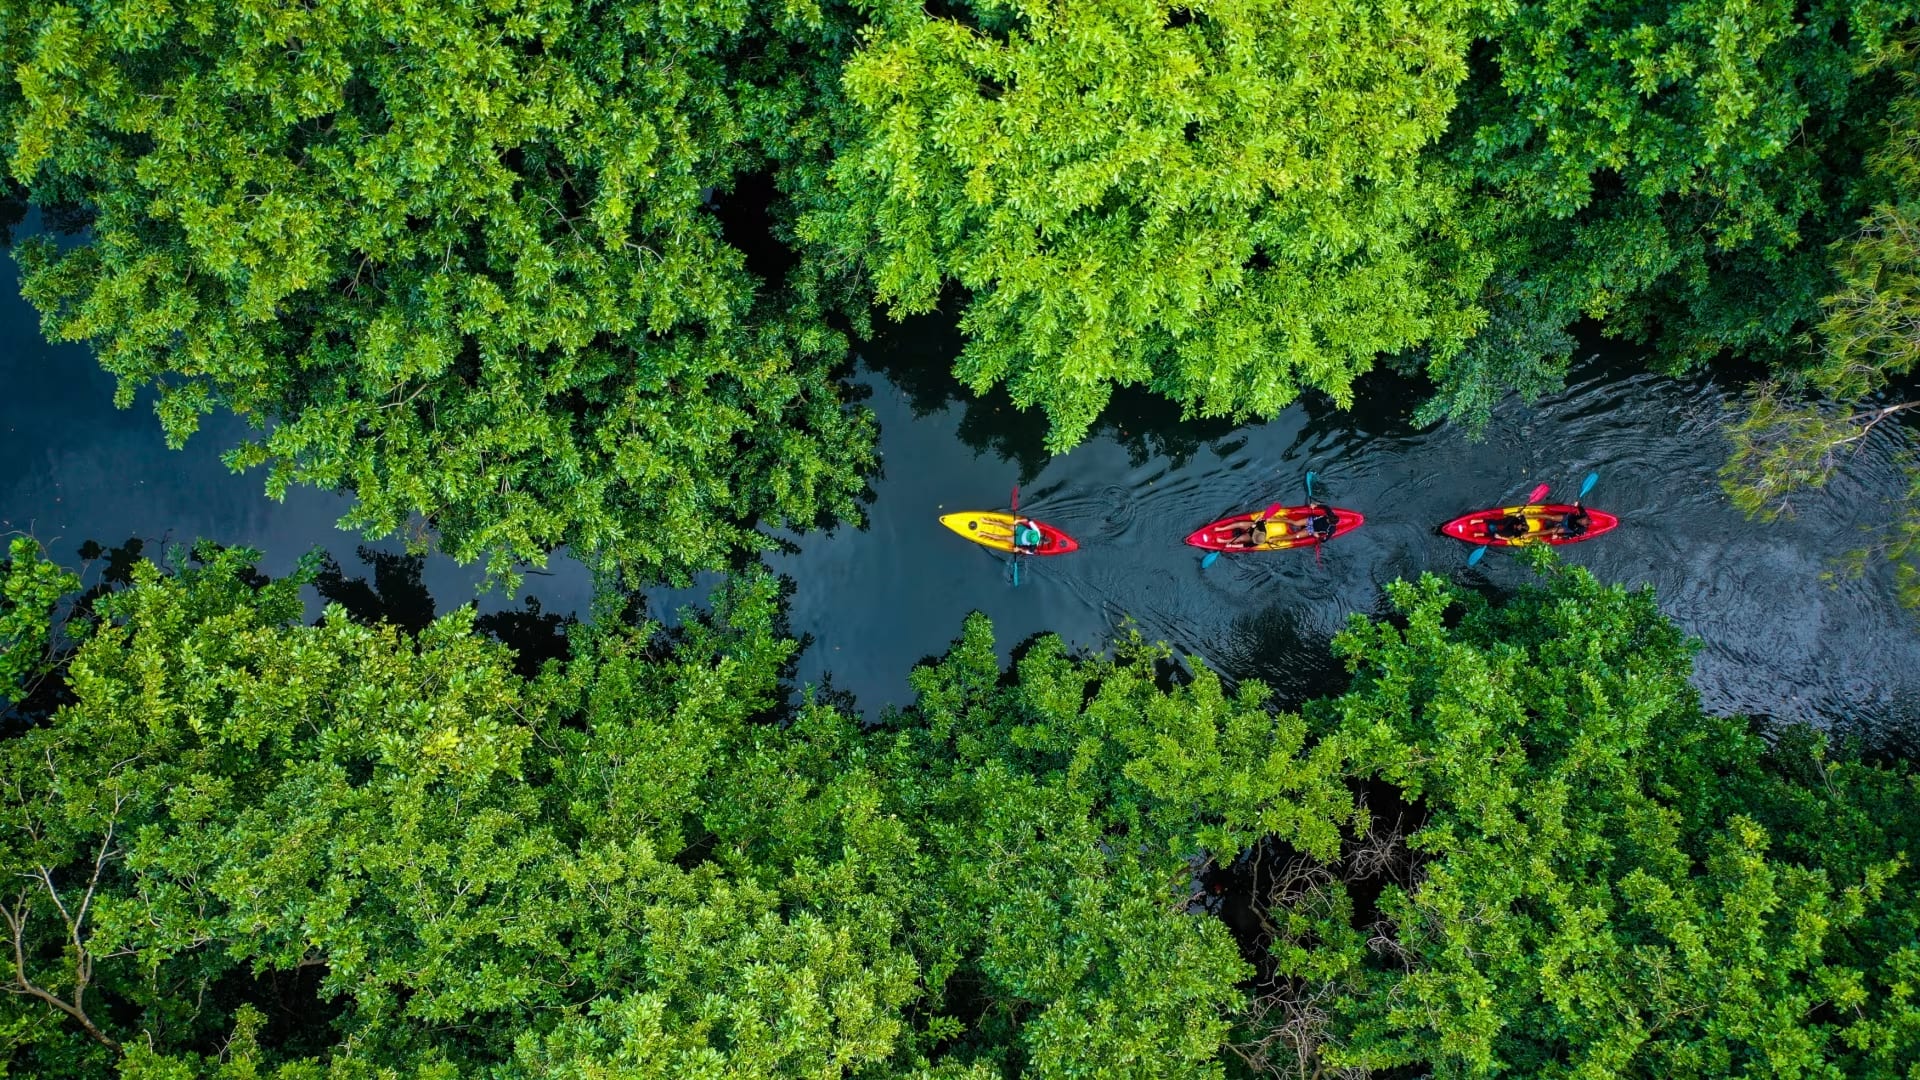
{"left": 3, "top": 539, "right": 1917, "bottom": 1077}
{"left": 1, "top": 0, "right": 1914, "bottom": 584}
{"left": 5, "top": 0, "right": 1920, "bottom": 1074}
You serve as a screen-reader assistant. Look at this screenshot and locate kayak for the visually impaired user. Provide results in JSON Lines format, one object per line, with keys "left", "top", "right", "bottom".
{"left": 1184, "top": 507, "right": 1364, "bottom": 552}
{"left": 939, "top": 512, "right": 1080, "bottom": 555}
{"left": 1440, "top": 503, "right": 1619, "bottom": 546}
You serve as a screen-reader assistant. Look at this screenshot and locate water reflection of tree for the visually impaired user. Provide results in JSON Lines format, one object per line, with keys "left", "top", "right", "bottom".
{"left": 1222, "top": 601, "right": 1347, "bottom": 711}
{"left": 313, "top": 546, "right": 576, "bottom": 679}
{"left": 0, "top": 187, "right": 93, "bottom": 250}
{"left": 313, "top": 547, "right": 437, "bottom": 636}
{"left": 857, "top": 304, "right": 1244, "bottom": 479}
{"left": 0, "top": 195, "right": 26, "bottom": 249}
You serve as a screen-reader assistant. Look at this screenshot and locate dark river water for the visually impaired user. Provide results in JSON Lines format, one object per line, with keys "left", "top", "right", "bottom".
{"left": 5, "top": 212, "right": 1918, "bottom": 740}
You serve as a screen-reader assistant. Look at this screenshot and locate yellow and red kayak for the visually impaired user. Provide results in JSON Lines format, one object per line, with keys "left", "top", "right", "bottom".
{"left": 1441, "top": 503, "right": 1618, "bottom": 546}
{"left": 939, "top": 512, "right": 1080, "bottom": 555}
{"left": 1185, "top": 506, "right": 1364, "bottom": 552}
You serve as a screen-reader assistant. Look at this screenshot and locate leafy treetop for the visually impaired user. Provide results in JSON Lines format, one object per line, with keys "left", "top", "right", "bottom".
{"left": 2, "top": 542, "right": 1916, "bottom": 1077}
{"left": 805, "top": 0, "right": 1487, "bottom": 449}
{"left": 0, "top": 0, "right": 874, "bottom": 587}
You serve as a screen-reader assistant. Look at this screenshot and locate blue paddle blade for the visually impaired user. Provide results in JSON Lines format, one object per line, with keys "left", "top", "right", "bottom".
{"left": 1306, "top": 470, "right": 1317, "bottom": 498}
{"left": 1201, "top": 551, "right": 1221, "bottom": 569}
{"left": 1579, "top": 471, "right": 1599, "bottom": 498}
{"left": 1467, "top": 545, "right": 1488, "bottom": 567}
{"left": 1011, "top": 558, "right": 1020, "bottom": 587}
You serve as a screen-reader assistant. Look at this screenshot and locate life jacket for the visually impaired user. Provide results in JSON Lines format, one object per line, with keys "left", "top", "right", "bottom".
{"left": 1493, "top": 516, "right": 1530, "bottom": 538}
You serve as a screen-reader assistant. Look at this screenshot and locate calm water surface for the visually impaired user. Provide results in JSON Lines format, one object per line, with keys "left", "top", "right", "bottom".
{"left": 762, "top": 318, "right": 1920, "bottom": 738}
{"left": 4, "top": 221, "right": 1916, "bottom": 738}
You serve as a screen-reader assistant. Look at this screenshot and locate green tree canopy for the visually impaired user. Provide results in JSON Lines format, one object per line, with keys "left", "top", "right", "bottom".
{"left": 0, "top": 0, "right": 874, "bottom": 586}
{"left": 0, "top": 542, "right": 924, "bottom": 1075}
{"left": 1259, "top": 556, "right": 1920, "bottom": 1078}
{"left": 0, "top": 542, "right": 1355, "bottom": 1076}
{"left": 1424, "top": 0, "right": 1916, "bottom": 424}
{"left": 803, "top": 0, "right": 1487, "bottom": 448}
{"left": 4, "top": 542, "right": 1918, "bottom": 1077}
{"left": 1720, "top": 39, "right": 1920, "bottom": 603}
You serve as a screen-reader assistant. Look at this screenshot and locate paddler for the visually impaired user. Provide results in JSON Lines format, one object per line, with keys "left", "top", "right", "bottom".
{"left": 1484, "top": 514, "right": 1531, "bottom": 540}
{"left": 1553, "top": 503, "right": 1591, "bottom": 538}
{"left": 1012, "top": 517, "right": 1044, "bottom": 553}
{"left": 1221, "top": 516, "right": 1269, "bottom": 549}
{"left": 1306, "top": 502, "right": 1338, "bottom": 543}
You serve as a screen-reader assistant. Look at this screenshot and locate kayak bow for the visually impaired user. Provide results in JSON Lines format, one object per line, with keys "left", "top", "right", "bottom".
{"left": 939, "top": 512, "right": 1080, "bottom": 555}
{"left": 1441, "top": 503, "right": 1619, "bottom": 547}
{"left": 1185, "top": 507, "right": 1364, "bottom": 552}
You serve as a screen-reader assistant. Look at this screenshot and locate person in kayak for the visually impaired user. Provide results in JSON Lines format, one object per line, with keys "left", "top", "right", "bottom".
{"left": 1221, "top": 517, "right": 1269, "bottom": 549}
{"left": 1484, "top": 514, "right": 1531, "bottom": 540}
{"left": 1012, "top": 517, "right": 1045, "bottom": 553}
{"left": 1553, "top": 503, "right": 1591, "bottom": 539}
{"left": 1306, "top": 502, "right": 1338, "bottom": 543}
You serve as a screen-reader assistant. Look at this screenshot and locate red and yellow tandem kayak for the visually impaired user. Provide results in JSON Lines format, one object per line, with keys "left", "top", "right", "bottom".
{"left": 1184, "top": 506, "right": 1365, "bottom": 552}
{"left": 1440, "top": 503, "right": 1619, "bottom": 546}
{"left": 939, "top": 512, "right": 1080, "bottom": 555}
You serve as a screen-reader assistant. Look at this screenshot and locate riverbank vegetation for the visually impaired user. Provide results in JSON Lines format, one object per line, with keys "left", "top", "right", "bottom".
{"left": 3, "top": 538, "right": 1915, "bottom": 1076}
{"left": 4, "top": 1, "right": 1917, "bottom": 1072}
{"left": 1720, "top": 45, "right": 1920, "bottom": 603}
{"left": 1, "top": 0, "right": 1915, "bottom": 584}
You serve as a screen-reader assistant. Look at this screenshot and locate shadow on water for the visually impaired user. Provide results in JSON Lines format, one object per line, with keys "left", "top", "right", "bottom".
{"left": 312, "top": 546, "right": 577, "bottom": 679}
{"left": 1215, "top": 599, "right": 1350, "bottom": 712}
{"left": 860, "top": 306, "right": 1052, "bottom": 482}
{"left": 0, "top": 196, "right": 26, "bottom": 248}
{"left": 315, "top": 546, "right": 439, "bottom": 636}
{"left": 859, "top": 304, "right": 1242, "bottom": 481}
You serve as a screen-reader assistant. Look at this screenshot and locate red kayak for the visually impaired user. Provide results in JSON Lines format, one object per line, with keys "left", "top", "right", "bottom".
{"left": 1185, "top": 506, "right": 1364, "bottom": 552}
{"left": 1441, "top": 503, "right": 1619, "bottom": 546}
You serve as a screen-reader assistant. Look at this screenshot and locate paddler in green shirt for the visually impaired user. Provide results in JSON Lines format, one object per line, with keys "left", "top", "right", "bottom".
{"left": 1012, "top": 517, "right": 1044, "bottom": 553}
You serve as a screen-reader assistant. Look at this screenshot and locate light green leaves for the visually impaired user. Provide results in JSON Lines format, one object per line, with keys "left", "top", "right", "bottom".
{"left": 809, "top": 0, "right": 1484, "bottom": 448}
{"left": 0, "top": 0, "right": 874, "bottom": 587}
{"left": 1720, "top": 51, "right": 1920, "bottom": 603}
{"left": 1432, "top": 0, "right": 1913, "bottom": 425}
{"left": 8, "top": 540, "right": 1920, "bottom": 1077}
{"left": 1292, "top": 558, "right": 1920, "bottom": 1079}
{"left": 0, "top": 538, "right": 81, "bottom": 705}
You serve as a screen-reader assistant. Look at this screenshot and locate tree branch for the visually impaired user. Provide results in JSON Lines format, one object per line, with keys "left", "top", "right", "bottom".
{"left": 3, "top": 891, "right": 120, "bottom": 1051}
{"left": 2, "top": 795, "right": 129, "bottom": 1052}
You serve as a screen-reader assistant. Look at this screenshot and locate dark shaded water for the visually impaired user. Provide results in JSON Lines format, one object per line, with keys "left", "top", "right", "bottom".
{"left": 0, "top": 211, "right": 598, "bottom": 628}
{"left": 5, "top": 218, "right": 1918, "bottom": 738}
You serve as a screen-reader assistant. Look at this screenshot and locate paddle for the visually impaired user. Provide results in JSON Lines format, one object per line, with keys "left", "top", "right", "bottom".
{"left": 1467, "top": 481, "right": 1553, "bottom": 566}
{"left": 1009, "top": 483, "right": 1022, "bottom": 587}
{"left": 1202, "top": 501, "right": 1284, "bottom": 569}
{"left": 1305, "top": 470, "right": 1324, "bottom": 566}
{"left": 1578, "top": 471, "right": 1598, "bottom": 500}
